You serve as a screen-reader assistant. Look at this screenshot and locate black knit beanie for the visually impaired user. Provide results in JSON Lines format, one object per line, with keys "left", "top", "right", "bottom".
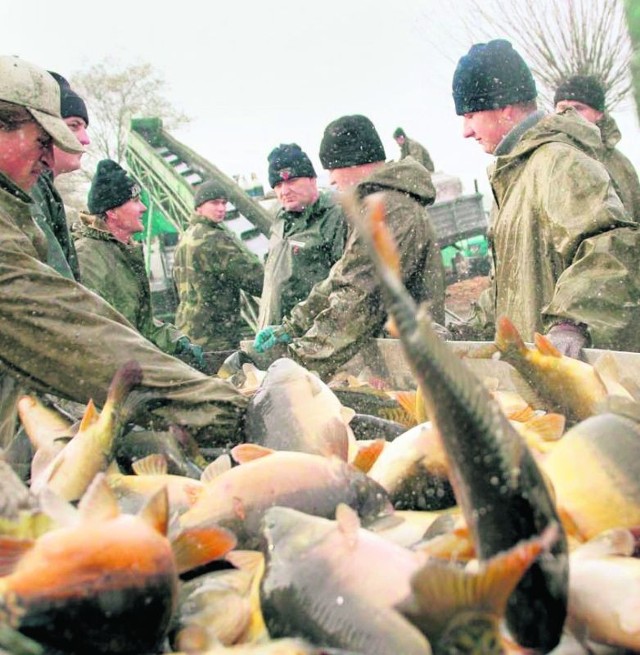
{"left": 48, "top": 71, "right": 89, "bottom": 125}
{"left": 267, "top": 143, "right": 316, "bottom": 188}
{"left": 194, "top": 179, "right": 228, "bottom": 208}
{"left": 554, "top": 75, "right": 605, "bottom": 112}
{"left": 452, "top": 39, "right": 537, "bottom": 115}
{"left": 319, "top": 115, "right": 386, "bottom": 170}
{"left": 88, "top": 160, "right": 141, "bottom": 214}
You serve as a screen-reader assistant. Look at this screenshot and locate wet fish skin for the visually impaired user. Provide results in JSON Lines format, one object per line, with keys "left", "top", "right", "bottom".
{"left": 260, "top": 505, "right": 431, "bottom": 655}
{"left": 350, "top": 195, "right": 568, "bottom": 652}
{"left": 179, "top": 450, "right": 393, "bottom": 549}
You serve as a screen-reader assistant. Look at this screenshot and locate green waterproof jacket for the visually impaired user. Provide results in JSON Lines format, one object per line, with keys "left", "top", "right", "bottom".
{"left": 400, "top": 137, "right": 435, "bottom": 173}
{"left": 597, "top": 114, "right": 640, "bottom": 223}
{"left": 0, "top": 176, "right": 247, "bottom": 447}
{"left": 30, "top": 170, "right": 81, "bottom": 281}
{"left": 483, "top": 109, "right": 640, "bottom": 351}
{"left": 282, "top": 158, "right": 446, "bottom": 379}
{"left": 75, "top": 214, "right": 183, "bottom": 355}
{"left": 173, "top": 216, "right": 264, "bottom": 350}
{"left": 257, "top": 190, "right": 347, "bottom": 328}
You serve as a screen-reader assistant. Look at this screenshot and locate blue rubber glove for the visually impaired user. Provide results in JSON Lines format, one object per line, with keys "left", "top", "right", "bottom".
{"left": 175, "top": 337, "right": 207, "bottom": 370}
{"left": 253, "top": 325, "right": 292, "bottom": 353}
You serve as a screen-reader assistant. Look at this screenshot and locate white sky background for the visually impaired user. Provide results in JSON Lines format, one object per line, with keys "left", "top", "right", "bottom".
{"left": 5, "top": 0, "right": 640, "bottom": 204}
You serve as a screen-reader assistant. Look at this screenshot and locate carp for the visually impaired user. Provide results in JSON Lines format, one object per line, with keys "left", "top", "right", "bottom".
{"left": 0, "top": 473, "right": 235, "bottom": 654}
{"left": 347, "top": 193, "right": 568, "bottom": 652}
{"left": 244, "top": 358, "right": 355, "bottom": 460}
{"left": 179, "top": 446, "right": 393, "bottom": 549}
{"left": 30, "top": 361, "right": 144, "bottom": 501}
{"left": 260, "top": 504, "right": 431, "bottom": 655}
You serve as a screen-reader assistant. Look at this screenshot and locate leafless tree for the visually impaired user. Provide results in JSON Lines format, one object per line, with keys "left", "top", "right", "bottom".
{"left": 71, "top": 59, "right": 190, "bottom": 165}
{"left": 461, "top": 0, "right": 633, "bottom": 109}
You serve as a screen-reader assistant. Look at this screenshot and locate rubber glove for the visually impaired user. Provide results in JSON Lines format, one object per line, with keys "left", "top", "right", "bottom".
{"left": 175, "top": 337, "right": 207, "bottom": 371}
{"left": 253, "top": 325, "right": 291, "bottom": 353}
{"left": 545, "top": 322, "right": 588, "bottom": 360}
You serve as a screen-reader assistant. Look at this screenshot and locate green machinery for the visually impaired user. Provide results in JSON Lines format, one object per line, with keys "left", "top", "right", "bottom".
{"left": 124, "top": 117, "right": 274, "bottom": 326}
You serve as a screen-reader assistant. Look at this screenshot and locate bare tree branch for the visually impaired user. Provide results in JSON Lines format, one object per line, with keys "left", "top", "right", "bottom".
{"left": 460, "top": 0, "right": 632, "bottom": 110}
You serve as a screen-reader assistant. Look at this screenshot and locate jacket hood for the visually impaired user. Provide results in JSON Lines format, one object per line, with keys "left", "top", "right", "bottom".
{"left": 496, "top": 108, "right": 603, "bottom": 167}
{"left": 356, "top": 157, "right": 436, "bottom": 207}
{"left": 597, "top": 113, "right": 621, "bottom": 150}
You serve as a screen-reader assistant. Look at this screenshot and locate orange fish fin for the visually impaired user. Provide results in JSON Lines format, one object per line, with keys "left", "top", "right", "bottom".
{"left": 534, "top": 332, "right": 562, "bottom": 357}
{"left": 523, "top": 413, "right": 566, "bottom": 442}
{"left": 394, "top": 390, "right": 418, "bottom": 422}
{"left": 385, "top": 316, "right": 400, "bottom": 338}
{"left": 200, "top": 453, "right": 232, "bottom": 483}
{"left": 365, "top": 193, "right": 401, "bottom": 275}
{"left": 319, "top": 417, "right": 349, "bottom": 461}
{"left": 351, "top": 439, "right": 385, "bottom": 473}
{"left": 132, "top": 453, "right": 168, "bottom": 477}
{"left": 495, "top": 316, "right": 527, "bottom": 354}
{"left": 336, "top": 503, "right": 360, "bottom": 549}
{"left": 78, "top": 473, "right": 120, "bottom": 522}
{"left": 78, "top": 398, "right": 100, "bottom": 432}
{"left": 172, "top": 523, "right": 237, "bottom": 574}
{"left": 231, "top": 443, "right": 274, "bottom": 464}
{"left": 138, "top": 486, "right": 169, "bottom": 535}
{"left": 0, "top": 536, "right": 34, "bottom": 576}
{"left": 506, "top": 405, "right": 535, "bottom": 422}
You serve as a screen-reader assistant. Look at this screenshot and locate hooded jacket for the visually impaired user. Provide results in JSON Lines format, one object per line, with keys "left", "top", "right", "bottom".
{"left": 75, "top": 214, "right": 183, "bottom": 354}
{"left": 30, "top": 169, "right": 81, "bottom": 281}
{"left": 172, "top": 216, "right": 264, "bottom": 350}
{"left": 597, "top": 114, "right": 640, "bottom": 223}
{"left": 0, "top": 178, "right": 246, "bottom": 448}
{"left": 282, "top": 157, "right": 446, "bottom": 379}
{"left": 485, "top": 109, "right": 639, "bottom": 351}
{"left": 258, "top": 190, "right": 347, "bottom": 328}
{"left": 399, "top": 137, "right": 435, "bottom": 173}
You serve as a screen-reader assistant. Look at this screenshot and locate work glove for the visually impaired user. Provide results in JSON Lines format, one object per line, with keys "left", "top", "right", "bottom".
{"left": 545, "top": 322, "right": 588, "bottom": 360}
{"left": 253, "top": 325, "right": 292, "bottom": 353}
{"left": 175, "top": 336, "right": 207, "bottom": 371}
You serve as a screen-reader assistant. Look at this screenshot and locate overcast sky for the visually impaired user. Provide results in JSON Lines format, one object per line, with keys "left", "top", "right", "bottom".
{"left": 6, "top": 0, "right": 640, "bottom": 203}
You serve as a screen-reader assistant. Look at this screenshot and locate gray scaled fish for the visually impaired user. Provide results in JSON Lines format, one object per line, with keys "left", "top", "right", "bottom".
{"left": 345, "top": 193, "right": 568, "bottom": 652}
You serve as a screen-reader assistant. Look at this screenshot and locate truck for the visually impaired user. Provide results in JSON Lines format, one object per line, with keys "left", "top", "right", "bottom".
{"left": 124, "top": 118, "right": 489, "bottom": 324}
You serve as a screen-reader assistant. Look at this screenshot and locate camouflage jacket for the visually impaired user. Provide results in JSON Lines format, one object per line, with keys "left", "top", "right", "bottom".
{"left": 75, "top": 214, "right": 184, "bottom": 355}
{"left": 282, "top": 158, "right": 446, "bottom": 380}
{"left": 173, "top": 216, "right": 264, "bottom": 350}
{"left": 0, "top": 174, "right": 247, "bottom": 447}
{"left": 481, "top": 109, "right": 640, "bottom": 351}
{"left": 597, "top": 114, "right": 640, "bottom": 223}
{"left": 258, "top": 191, "right": 347, "bottom": 328}
{"left": 30, "top": 170, "right": 81, "bottom": 281}
{"left": 400, "top": 137, "right": 435, "bottom": 172}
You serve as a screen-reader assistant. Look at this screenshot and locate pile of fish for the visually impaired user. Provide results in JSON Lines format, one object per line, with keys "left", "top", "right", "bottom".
{"left": 2, "top": 202, "right": 640, "bottom": 654}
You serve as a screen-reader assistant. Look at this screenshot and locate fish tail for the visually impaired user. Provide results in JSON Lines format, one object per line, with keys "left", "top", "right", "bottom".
{"left": 97, "top": 361, "right": 144, "bottom": 444}
{"left": 399, "top": 522, "right": 560, "bottom": 639}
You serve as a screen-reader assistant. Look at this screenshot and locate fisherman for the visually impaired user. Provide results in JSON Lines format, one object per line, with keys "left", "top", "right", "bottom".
{"left": 75, "top": 159, "right": 208, "bottom": 369}
{"left": 253, "top": 114, "right": 446, "bottom": 380}
{"left": 554, "top": 74, "right": 640, "bottom": 222}
{"left": 452, "top": 39, "right": 640, "bottom": 357}
{"left": 392, "top": 127, "right": 435, "bottom": 172}
{"left": 30, "top": 72, "right": 89, "bottom": 280}
{"left": 172, "top": 179, "right": 264, "bottom": 352}
{"left": 257, "top": 143, "right": 347, "bottom": 328}
{"left": 0, "top": 55, "right": 247, "bottom": 447}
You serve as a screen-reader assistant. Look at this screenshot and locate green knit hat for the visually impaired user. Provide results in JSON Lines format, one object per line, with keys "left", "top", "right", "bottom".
{"left": 194, "top": 179, "right": 228, "bottom": 208}
{"left": 393, "top": 127, "right": 406, "bottom": 139}
{"left": 452, "top": 39, "right": 537, "bottom": 115}
{"left": 88, "top": 160, "right": 141, "bottom": 214}
{"left": 319, "top": 114, "right": 386, "bottom": 170}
